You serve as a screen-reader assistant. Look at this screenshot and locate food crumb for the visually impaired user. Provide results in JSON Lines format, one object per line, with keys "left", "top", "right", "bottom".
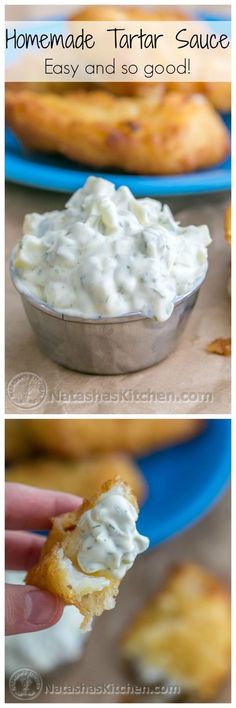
{"left": 206, "top": 337, "right": 231, "bottom": 356}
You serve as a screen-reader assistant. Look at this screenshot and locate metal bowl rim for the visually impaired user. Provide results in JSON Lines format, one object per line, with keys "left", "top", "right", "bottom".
{"left": 10, "top": 247, "right": 207, "bottom": 325}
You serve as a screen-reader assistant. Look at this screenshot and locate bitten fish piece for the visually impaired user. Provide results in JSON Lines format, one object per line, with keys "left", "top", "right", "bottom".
{"left": 26, "top": 479, "right": 149, "bottom": 629}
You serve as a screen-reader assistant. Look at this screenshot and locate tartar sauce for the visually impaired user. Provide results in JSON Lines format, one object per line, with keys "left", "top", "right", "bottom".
{"left": 77, "top": 483, "right": 149, "bottom": 580}
{"left": 14, "top": 176, "right": 211, "bottom": 321}
{"left": 6, "top": 572, "right": 86, "bottom": 674}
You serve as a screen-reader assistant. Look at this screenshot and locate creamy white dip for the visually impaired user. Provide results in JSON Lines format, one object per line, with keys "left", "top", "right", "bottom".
{"left": 14, "top": 176, "right": 211, "bottom": 321}
{"left": 5, "top": 571, "right": 86, "bottom": 674}
{"left": 77, "top": 483, "right": 149, "bottom": 580}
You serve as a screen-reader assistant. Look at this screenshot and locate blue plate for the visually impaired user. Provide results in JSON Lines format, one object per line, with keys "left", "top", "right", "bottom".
{"left": 5, "top": 121, "right": 231, "bottom": 197}
{"left": 137, "top": 419, "right": 230, "bottom": 547}
{"left": 5, "top": 12, "right": 231, "bottom": 196}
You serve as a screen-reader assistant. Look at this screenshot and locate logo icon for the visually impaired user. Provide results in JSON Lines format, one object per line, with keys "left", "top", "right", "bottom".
{"left": 7, "top": 372, "right": 47, "bottom": 409}
{"left": 9, "top": 669, "right": 43, "bottom": 701}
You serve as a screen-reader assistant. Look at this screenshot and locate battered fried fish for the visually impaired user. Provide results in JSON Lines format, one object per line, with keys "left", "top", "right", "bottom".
{"left": 69, "top": 6, "right": 231, "bottom": 111}
{"left": 26, "top": 479, "right": 149, "bottom": 629}
{"left": 5, "top": 89, "right": 230, "bottom": 175}
{"left": 121, "top": 564, "right": 231, "bottom": 700}
{"left": 96, "top": 82, "right": 231, "bottom": 111}
{"left": 26, "top": 419, "right": 203, "bottom": 458}
{"left": 70, "top": 5, "right": 188, "bottom": 22}
{"left": 5, "top": 454, "right": 146, "bottom": 503}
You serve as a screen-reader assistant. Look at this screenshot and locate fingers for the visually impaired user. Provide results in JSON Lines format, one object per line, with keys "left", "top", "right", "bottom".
{"left": 5, "top": 530, "right": 45, "bottom": 570}
{"left": 6, "top": 482, "right": 82, "bottom": 530}
{"left": 5, "top": 584, "right": 64, "bottom": 635}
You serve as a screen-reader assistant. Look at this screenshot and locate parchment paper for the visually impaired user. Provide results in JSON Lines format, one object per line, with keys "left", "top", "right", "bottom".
{"left": 5, "top": 184, "right": 231, "bottom": 414}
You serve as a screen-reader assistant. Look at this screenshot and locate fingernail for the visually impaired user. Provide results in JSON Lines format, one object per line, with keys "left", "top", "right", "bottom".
{"left": 24, "top": 589, "right": 60, "bottom": 626}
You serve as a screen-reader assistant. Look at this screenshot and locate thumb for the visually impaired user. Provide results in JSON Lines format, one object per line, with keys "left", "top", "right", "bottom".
{"left": 5, "top": 583, "right": 64, "bottom": 635}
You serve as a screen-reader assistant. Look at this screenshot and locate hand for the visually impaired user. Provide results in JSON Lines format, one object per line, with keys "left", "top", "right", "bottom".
{"left": 5, "top": 482, "right": 81, "bottom": 636}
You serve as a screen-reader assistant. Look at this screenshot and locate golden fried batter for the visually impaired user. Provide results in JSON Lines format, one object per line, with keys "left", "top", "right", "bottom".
{"left": 69, "top": 6, "right": 231, "bottom": 111}
{"left": 26, "top": 419, "right": 203, "bottom": 458}
{"left": 6, "top": 454, "right": 146, "bottom": 503}
{"left": 84, "top": 81, "right": 231, "bottom": 112}
{"left": 70, "top": 5, "right": 188, "bottom": 22}
{"left": 5, "top": 89, "right": 229, "bottom": 175}
{"left": 26, "top": 479, "right": 141, "bottom": 629}
{"left": 121, "top": 563, "right": 231, "bottom": 700}
{"left": 202, "top": 82, "right": 231, "bottom": 113}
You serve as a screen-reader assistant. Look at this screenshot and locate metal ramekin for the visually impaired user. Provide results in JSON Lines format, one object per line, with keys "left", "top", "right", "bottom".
{"left": 10, "top": 251, "right": 206, "bottom": 375}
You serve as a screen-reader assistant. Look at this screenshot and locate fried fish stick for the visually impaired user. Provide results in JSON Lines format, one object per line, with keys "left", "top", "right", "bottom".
{"left": 69, "top": 6, "right": 231, "bottom": 111}
{"left": 202, "top": 82, "right": 231, "bottom": 113}
{"left": 98, "top": 81, "right": 231, "bottom": 110}
{"left": 26, "top": 419, "right": 203, "bottom": 458}
{"left": 5, "top": 90, "right": 230, "bottom": 175}
{"left": 121, "top": 564, "right": 231, "bottom": 700}
{"left": 5, "top": 454, "right": 146, "bottom": 503}
{"left": 70, "top": 5, "right": 188, "bottom": 22}
{"left": 26, "top": 479, "right": 149, "bottom": 629}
